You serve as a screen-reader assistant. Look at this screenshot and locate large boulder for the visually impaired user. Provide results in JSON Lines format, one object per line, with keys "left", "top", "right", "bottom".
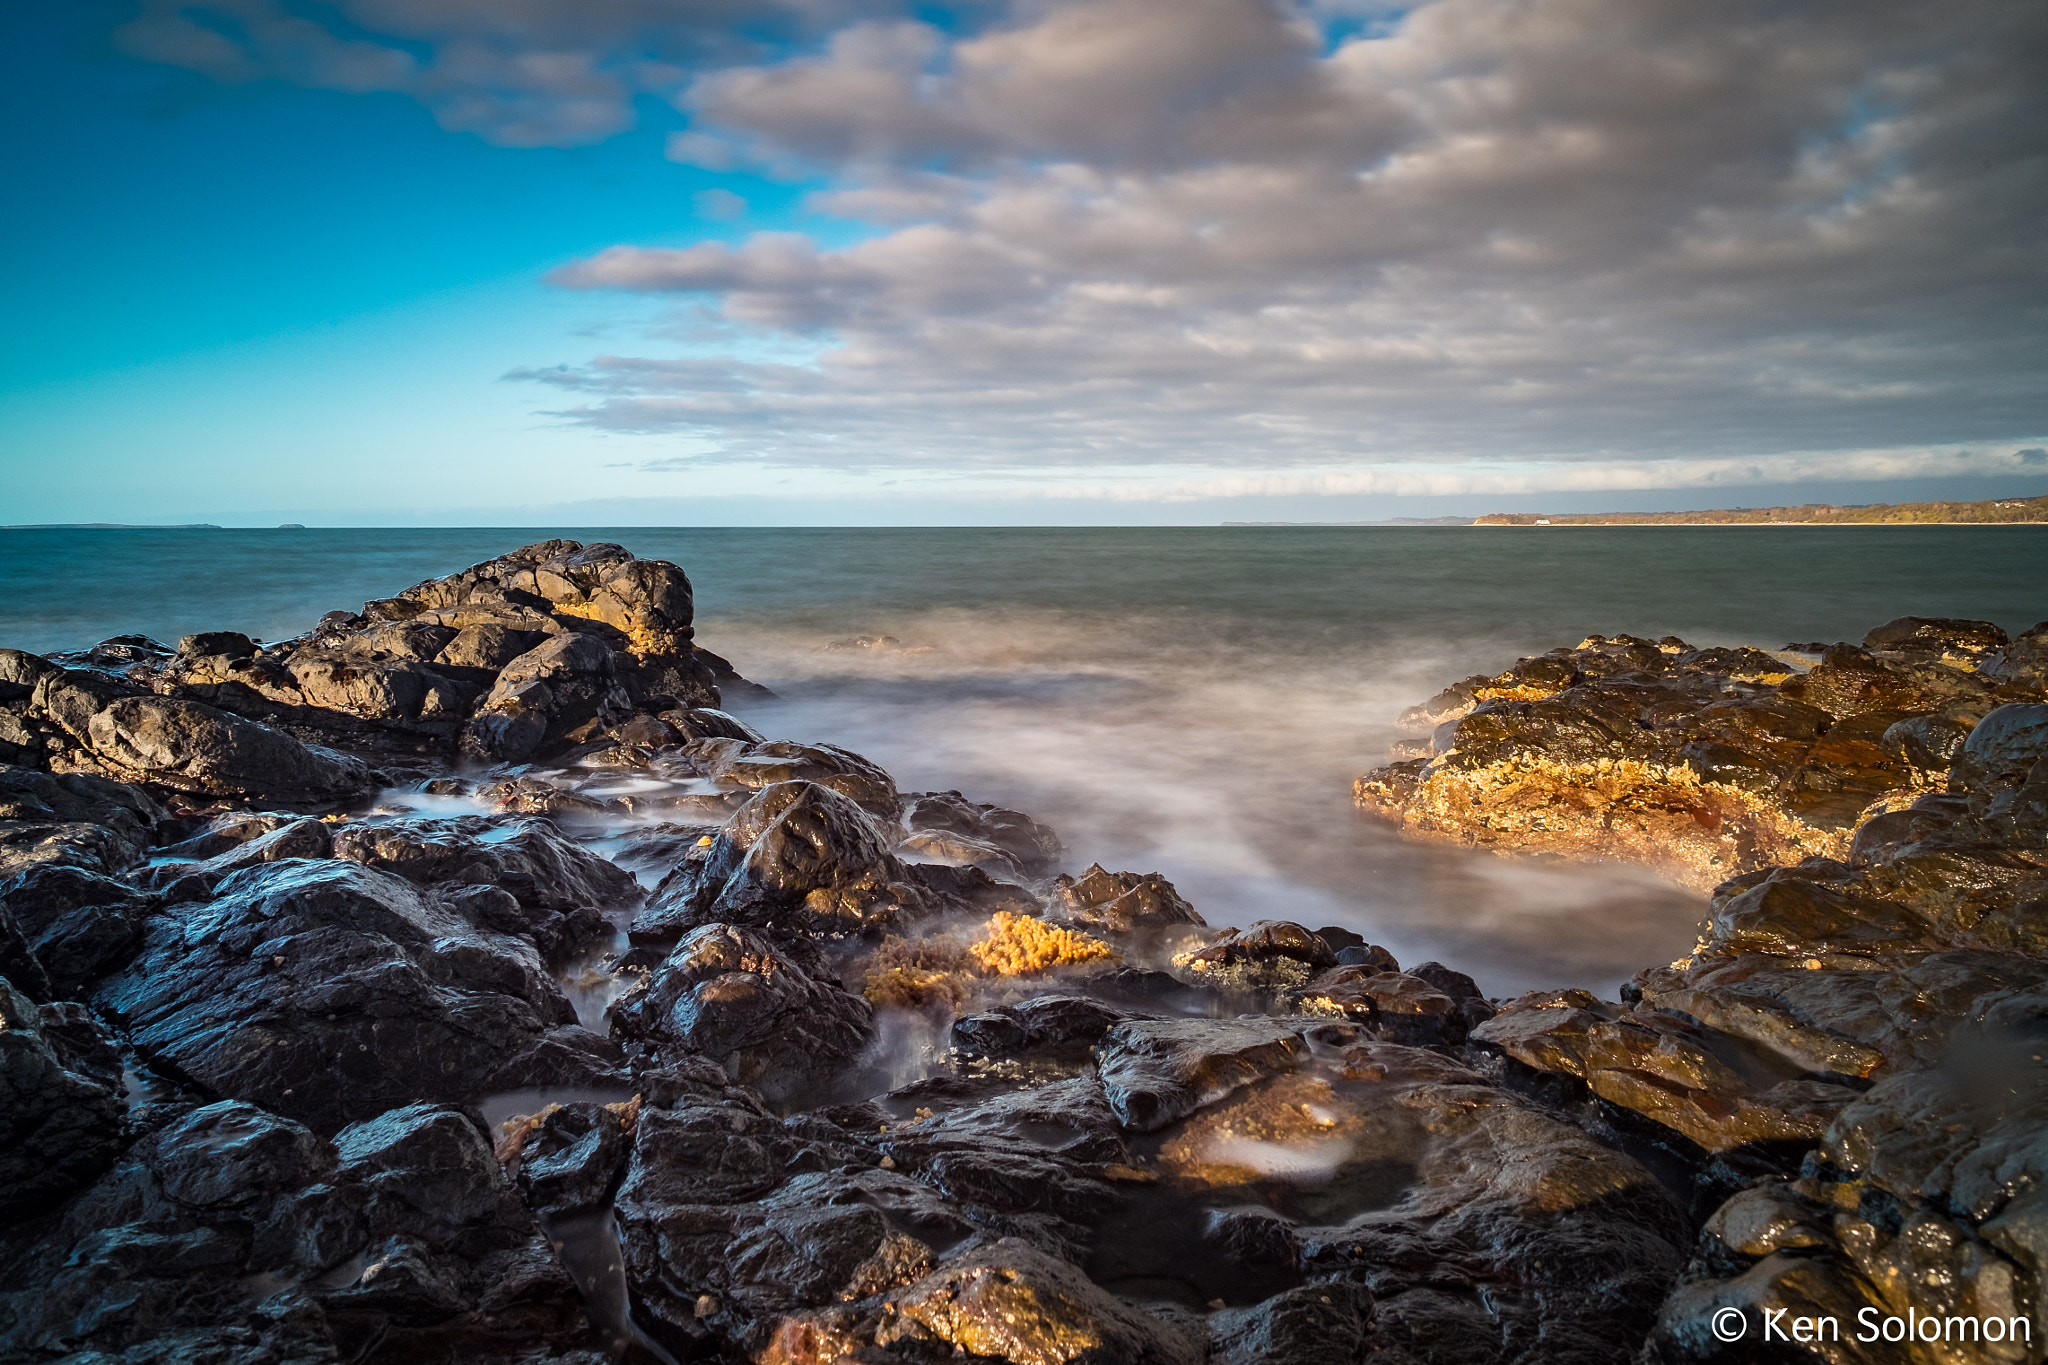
{"left": 634, "top": 779, "right": 930, "bottom": 942}
{"left": 69, "top": 692, "right": 370, "bottom": 801}
{"left": 330, "top": 813, "right": 639, "bottom": 910}
{"left": 0, "top": 1097, "right": 594, "bottom": 1362}
{"left": 92, "top": 859, "right": 617, "bottom": 1132}
{"left": 0, "top": 763, "right": 169, "bottom": 881}
{"left": 609, "top": 922, "right": 873, "bottom": 1103}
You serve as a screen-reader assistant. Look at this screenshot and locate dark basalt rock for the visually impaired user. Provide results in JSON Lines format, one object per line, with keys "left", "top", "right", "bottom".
{"left": 950, "top": 994, "right": 1150, "bottom": 1060}
{"left": 1862, "top": 614, "right": 2009, "bottom": 659}
{"left": 0, "top": 975, "right": 125, "bottom": 1218}
{"left": 92, "top": 859, "right": 614, "bottom": 1132}
{"left": 1295, "top": 966, "right": 1470, "bottom": 1046}
{"left": 9, "top": 560, "right": 2042, "bottom": 1365}
{"left": 1094, "top": 1017, "right": 1309, "bottom": 1131}
{"left": 902, "top": 789, "right": 1064, "bottom": 879}
{"left": 1051, "top": 861, "right": 1206, "bottom": 933}
{"left": 1174, "top": 918, "right": 1334, "bottom": 990}
{"left": 125, "top": 541, "right": 749, "bottom": 764}
{"left": 688, "top": 736, "right": 902, "bottom": 817}
{"left": 0, "top": 762, "right": 170, "bottom": 882}
{"left": 0, "top": 1097, "right": 595, "bottom": 1363}
{"left": 0, "top": 862, "right": 149, "bottom": 997}
{"left": 331, "top": 813, "right": 640, "bottom": 911}
{"left": 56, "top": 687, "right": 373, "bottom": 802}
{"left": 515, "top": 1101, "right": 631, "bottom": 1219}
{"left": 608, "top": 921, "right": 874, "bottom": 1102}
{"left": 634, "top": 779, "right": 931, "bottom": 943}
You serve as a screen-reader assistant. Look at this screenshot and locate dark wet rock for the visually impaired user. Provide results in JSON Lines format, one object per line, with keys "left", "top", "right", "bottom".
{"left": 0, "top": 899, "right": 52, "bottom": 1001}
{"left": 659, "top": 703, "right": 761, "bottom": 742}
{"left": 125, "top": 541, "right": 744, "bottom": 764}
{"left": 515, "top": 1101, "right": 630, "bottom": 1219}
{"left": 0, "top": 974, "right": 125, "bottom": 1218}
{"left": 951, "top": 994, "right": 1149, "bottom": 1060}
{"left": 1174, "top": 919, "right": 1335, "bottom": 991}
{"left": 154, "top": 807, "right": 302, "bottom": 859}
{"left": 874, "top": 1237, "right": 1203, "bottom": 1364}
{"left": 58, "top": 688, "right": 371, "bottom": 802}
{"left": 1296, "top": 967, "right": 1469, "bottom": 1047}
{"left": 634, "top": 779, "right": 931, "bottom": 943}
{"left": 612, "top": 1092, "right": 953, "bottom": 1352}
{"left": 1470, "top": 989, "right": 1860, "bottom": 1153}
{"left": 1862, "top": 614, "right": 2009, "bottom": 659}
{"left": 463, "top": 631, "right": 635, "bottom": 763}
{"left": 0, "top": 1096, "right": 596, "bottom": 1363}
{"left": 902, "top": 789, "right": 1064, "bottom": 879}
{"left": 609, "top": 921, "right": 873, "bottom": 1102}
{"left": 0, "top": 862, "right": 149, "bottom": 996}
{"left": 331, "top": 813, "right": 639, "bottom": 911}
{"left": 144, "top": 814, "right": 334, "bottom": 901}
{"left": 1357, "top": 622, "right": 2042, "bottom": 891}
{"left": 681, "top": 736, "right": 900, "bottom": 816}
{"left": 1980, "top": 619, "right": 2048, "bottom": 692}
{"left": 0, "top": 763, "right": 169, "bottom": 879}
{"left": 1407, "top": 958, "right": 1490, "bottom": 1013}
{"left": 1208, "top": 1282, "right": 1370, "bottom": 1365}
{"left": 1051, "top": 862, "right": 1206, "bottom": 933}
{"left": 1647, "top": 995, "right": 2047, "bottom": 1362}
{"left": 880, "top": 1075, "right": 1133, "bottom": 1169}
{"left": 907, "top": 859, "right": 1047, "bottom": 918}
{"left": 93, "top": 859, "right": 609, "bottom": 1132}
{"left": 1952, "top": 701, "right": 2048, "bottom": 794}
{"left": 1095, "top": 1017, "right": 1309, "bottom": 1131}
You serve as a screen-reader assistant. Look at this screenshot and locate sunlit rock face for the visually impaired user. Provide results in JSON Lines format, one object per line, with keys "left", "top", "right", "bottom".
{"left": 2, "top": 554, "right": 2043, "bottom": 1363}
{"left": 1356, "top": 623, "right": 2044, "bottom": 892}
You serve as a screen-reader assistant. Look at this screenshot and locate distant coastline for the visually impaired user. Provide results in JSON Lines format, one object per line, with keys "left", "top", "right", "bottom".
{"left": 1473, "top": 491, "right": 2048, "bottom": 526}
{"left": 1, "top": 522, "right": 224, "bottom": 530}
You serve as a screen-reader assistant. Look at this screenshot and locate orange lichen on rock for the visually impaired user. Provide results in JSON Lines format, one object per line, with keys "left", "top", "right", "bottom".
{"left": 605, "top": 1094, "right": 643, "bottom": 1135}
{"left": 493, "top": 1103, "right": 561, "bottom": 1164}
{"left": 966, "top": 912, "right": 1116, "bottom": 976}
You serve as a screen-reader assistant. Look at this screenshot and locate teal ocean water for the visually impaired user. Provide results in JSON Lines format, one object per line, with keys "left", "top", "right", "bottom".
{"left": 5, "top": 524, "right": 2043, "bottom": 992}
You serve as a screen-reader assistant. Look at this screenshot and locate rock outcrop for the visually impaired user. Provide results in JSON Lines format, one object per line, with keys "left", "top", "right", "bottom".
{"left": 1356, "top": 621, "right": 2044, "bottom": 891}
{"left": 2, "top": 550, "right": 2039, "bottom": 1365}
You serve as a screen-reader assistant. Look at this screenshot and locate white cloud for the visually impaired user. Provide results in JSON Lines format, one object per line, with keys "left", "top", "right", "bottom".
{"left": 120, "top": 0, "right": 2048, "bottom": 487}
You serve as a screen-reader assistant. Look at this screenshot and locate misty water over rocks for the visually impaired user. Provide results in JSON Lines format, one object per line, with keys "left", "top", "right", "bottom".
{"left": 5, "top": 523, "right": 2043, "bottom": 998}
{"left": 6, "top": 530, "right": 2046, "bottom": 1364}
{"left": 709, "top": 605, "right": 1702, "bottom": 996}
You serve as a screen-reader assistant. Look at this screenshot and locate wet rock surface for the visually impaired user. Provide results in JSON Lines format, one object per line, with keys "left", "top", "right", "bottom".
{"left": 1355, "top": 624, "right": 2045, "bottom": 892}
{"left": 0, "top": 554, "right": 2039, "bottom": 1364}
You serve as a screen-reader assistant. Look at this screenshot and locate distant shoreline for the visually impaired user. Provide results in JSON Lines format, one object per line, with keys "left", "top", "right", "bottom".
{"left": 1472, "top": 491, "right": 2047, "bottom": 526}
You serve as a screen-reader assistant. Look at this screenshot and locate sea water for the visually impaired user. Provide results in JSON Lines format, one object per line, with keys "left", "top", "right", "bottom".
{"left": 5, "top": 524, "right": 2041, "bottom": 994}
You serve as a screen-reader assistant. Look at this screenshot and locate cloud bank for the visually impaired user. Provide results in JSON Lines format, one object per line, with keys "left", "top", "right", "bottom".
{"left": 125, "top": 0, "right": 2048, "bottom": 491}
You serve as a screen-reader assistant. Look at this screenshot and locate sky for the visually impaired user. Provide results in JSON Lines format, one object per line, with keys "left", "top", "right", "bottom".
{"left": 3, "top": 0, "right": 2044, "bottom": 526}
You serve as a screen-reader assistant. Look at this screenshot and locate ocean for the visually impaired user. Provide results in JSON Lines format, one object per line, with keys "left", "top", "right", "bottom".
{"left": 5, "top": 524, "right": 2042, "bottom": 995}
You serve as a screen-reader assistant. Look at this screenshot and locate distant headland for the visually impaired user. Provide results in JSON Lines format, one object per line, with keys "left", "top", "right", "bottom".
{"left": 1474, "top": 491, "right": 2048, "bottom": 526}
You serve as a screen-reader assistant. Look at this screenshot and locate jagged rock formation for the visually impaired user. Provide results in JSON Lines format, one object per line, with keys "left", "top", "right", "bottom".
{"left": 0, "top": 550, "right": 2040, "bottom": 1365}
{"left": 1356, "top": 618, "right": 2045, "bottom": 891}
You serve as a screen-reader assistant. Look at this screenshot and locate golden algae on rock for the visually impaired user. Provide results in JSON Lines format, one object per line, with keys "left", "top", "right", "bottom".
{"left": 968, "top": 912, "right": 1117, "bottom": 976}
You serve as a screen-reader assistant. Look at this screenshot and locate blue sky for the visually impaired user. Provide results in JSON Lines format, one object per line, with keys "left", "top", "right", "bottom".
{"left": 4, "top": 0, "right": 2044, "bottom": 525}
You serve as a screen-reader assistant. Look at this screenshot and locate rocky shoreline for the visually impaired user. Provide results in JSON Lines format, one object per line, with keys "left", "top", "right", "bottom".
{"left": 2, "top": 542, "right": 2042, "bottom": 1364}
